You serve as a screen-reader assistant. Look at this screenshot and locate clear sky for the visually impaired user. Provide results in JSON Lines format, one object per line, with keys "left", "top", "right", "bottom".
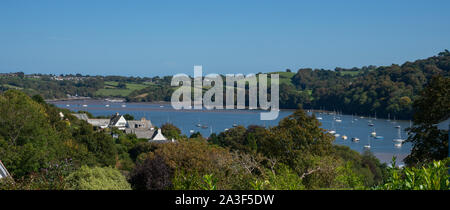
{"left": 1, "top": 0, "right": 449, "bottom": 77}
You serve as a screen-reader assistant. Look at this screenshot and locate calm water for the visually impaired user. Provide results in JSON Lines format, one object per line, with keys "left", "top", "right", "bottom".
{"left": 51, "top": 100, "right": 412, "bottom": 164}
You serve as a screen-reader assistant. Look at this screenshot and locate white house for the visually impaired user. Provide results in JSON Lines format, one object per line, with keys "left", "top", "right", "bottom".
{"left": 148, "top": 128, "right": 175, "bottom": 143}
{"left": 109, "top": 113, "right": 127, "bottom": 130}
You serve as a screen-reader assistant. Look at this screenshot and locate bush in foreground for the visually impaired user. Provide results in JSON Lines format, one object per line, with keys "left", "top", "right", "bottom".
{"left": 65, "top": 166, "right": 131, "bottom": 190}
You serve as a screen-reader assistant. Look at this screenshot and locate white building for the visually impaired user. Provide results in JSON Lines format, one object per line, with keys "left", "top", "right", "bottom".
{"left": 72, "top": 112, "right": 172, "bottom": 142}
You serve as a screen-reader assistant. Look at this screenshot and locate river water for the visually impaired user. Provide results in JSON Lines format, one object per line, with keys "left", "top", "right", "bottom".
{"left": 51, "top": 100, "right": 412, "bottom": 164}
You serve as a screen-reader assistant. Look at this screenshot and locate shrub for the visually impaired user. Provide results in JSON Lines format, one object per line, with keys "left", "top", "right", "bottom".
{"left": 65, "top": 166, "right": 131, "bottom": 190}
{"left": 129, "top": 155, "right": 174, "bottom": 190}
{"left": 376, "top": 158, "right": 449, "bottom": 190}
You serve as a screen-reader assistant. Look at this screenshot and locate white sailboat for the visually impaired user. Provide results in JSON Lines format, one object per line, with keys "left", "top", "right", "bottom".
{"left": 328, "top": 120, "right": 336, "bottom": 134}
{"left": 364, "top": 135, "right": 371, "bottom": 149}
{"left": 342, "top": 135, "right": 348, "bottom": 140}
{"left": 370, "top": 128, "right": 376, "bottom": 137}
{"left": 393, "top": 126, "right": 405, "bottom": 143}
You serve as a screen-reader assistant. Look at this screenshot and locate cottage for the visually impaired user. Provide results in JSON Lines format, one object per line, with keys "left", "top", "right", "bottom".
{"left": 125, "top": 117, "right": 155, "bottom": 139}
{"left": 109, "top": 113, "right": 127, "bottom": 129}
{"left": 148, "top": 128, "right": 175, "bottom": 143}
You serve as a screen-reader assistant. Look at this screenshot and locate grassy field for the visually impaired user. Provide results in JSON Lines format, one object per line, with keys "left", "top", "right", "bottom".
{"left": 338, "top": 70, "right": 361, "bottom": 76}
{"left": 95, "top": 82, "right": 148, "bottom": 97}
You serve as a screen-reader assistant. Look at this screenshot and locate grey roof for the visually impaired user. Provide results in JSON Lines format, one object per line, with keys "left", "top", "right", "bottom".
{"left": 0, "top": 160, "right": 10, "bottom": 179}
{"left": 87, "top": 119, "right": 110, "bottom": 127}
{"left": 73, "top": 113, "right": 89, "bottom": 121}
{"left": 125, "top": 128, "right": 155, "bottom": 139}
{"left": 127, "top": 117, "right": 152, "bottom": 129}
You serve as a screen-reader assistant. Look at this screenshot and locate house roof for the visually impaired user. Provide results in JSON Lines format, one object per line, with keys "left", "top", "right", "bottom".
{"left": 73, "top": 113, "right": 89, "bottom": 121}
{"left": 87, "top": 119, "right": 110, "bottom": 127}
{"left": 109, "top": 113, "right": 124, "bottom": 126}
{"left": 150, "top": 128, "right": 167, "bottom": 141}
{"left": 0, "top": 160, "right": 11, "bottom": 179}
{"left": 126, "top": 128, "right": 155, "bottom": 139}
{"left": 127, "top": 117, "right": 152, "bottom": 129}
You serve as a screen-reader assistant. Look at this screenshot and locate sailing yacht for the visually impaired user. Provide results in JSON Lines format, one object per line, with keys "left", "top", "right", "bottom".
{"left": 328, "top": 120, "right": 336, "bottom": 134}
{"left": 364, "top": 135, "right": 371, "bottom": 149}
{"left": 370, "top": 128, "right": 376, "bottom": 137}
{"left": 393, "top": 126, "right": 405, "bottom": 143}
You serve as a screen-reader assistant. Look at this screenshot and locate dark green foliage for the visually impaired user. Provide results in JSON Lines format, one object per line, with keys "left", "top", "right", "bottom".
{"left": 161, "top": 123, "right": 182, "bottom": 140}
{"left": 404, "top": 75, "right": 449, "bottom": 165}
{"left": 129, "top": 155, "right": 174, "bottom": 190}
{"left": 289, "top": 51, "right": 449, "bottom": 119}
{"left": 123, "top": 113, "right": 135, "bottom": 120}
{"left": 0, "top": 90, "right": 117, "bottom": 179}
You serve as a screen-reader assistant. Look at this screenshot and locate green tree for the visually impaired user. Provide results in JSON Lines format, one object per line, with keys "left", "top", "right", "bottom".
{"left": 161, "top": 123, "right": 182, "bottom": 140}
{"left": 405, "top": 75, "right": 449, "bottom": 165}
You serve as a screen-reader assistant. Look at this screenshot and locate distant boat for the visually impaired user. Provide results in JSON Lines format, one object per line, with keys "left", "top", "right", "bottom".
{"left": 160, "top": 105, "right": 164, "bottom": 108}
{"left": 66, "top": 104, "right": 70, "bottom": 107}
{"left": 375, "top": 136, "right": 384, "bottom": 139}
{"left": 394, "top": 125, "right": 401, "bottom": 129}
{"left": 342, "top": 135, "right": 348, "bottom": 140}
{"left": 196, "top": 123, "right": 202, "bottom": 127}
{"left": 328, "top": 120, "right": 336, "bottom": 134}
{"left": 371, "top": 128, "right": 376, "bottom": 137}
{"left": 201, "top": 125, "right": 208, "bottom": 129}
{"left": 316, "top": 117, "right": 323, "bottom": 120}
{"left": 335, "top": 118, "right": 342, "bottom": 123}
{"left": 232, "top": 123, "right": 238, "bottom": 127}
{"left": 82, "top": 104, "right": 88, "bottom": 107}
{"left": 352, "top": 137, "right": 360, "bottom": 142}
{"left": 121, "top": 104, "right": 126, "bottom": 107}
{"left": 189, "top": 130, "right": 195, "bottom": 133}
{"left": 368, "top": 123, "right": 374, "bottom": 126}
{"left": 224, "top": 128, "right": 229, "bottom": 131}
{"left": 334, "top": 133, "right": 340, "bottom": 137}
{"left": 393, "top": 126, "right": 405, "bottom": 143}
{"left": 105, "top": 104, "right": 110, "bottom": 107}
{"left": 364, "top": 135, "right": 371, "bottom": 149}
{"left": 394, "top": 143, "right": 402, "bottom": 148}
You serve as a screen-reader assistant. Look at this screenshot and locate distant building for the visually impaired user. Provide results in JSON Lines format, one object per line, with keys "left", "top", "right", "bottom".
{"left": 0, "top": 160, "right": 11, "bottom": 179}
{"left": 148, "top": 128, "right": 174, "bottom": 143}
{"left": 72, "top": 112, "right": 172, "bottom": 142}
{"left": 125, "top": 117, "right": 155, "bottom": 139}
{"left": 109, "top": 113, "right": 127, "bottom": 129}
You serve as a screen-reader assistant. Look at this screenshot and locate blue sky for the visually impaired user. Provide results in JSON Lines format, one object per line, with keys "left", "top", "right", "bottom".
{"left": 0, "top": 0, "right": 449, "bottom": 76}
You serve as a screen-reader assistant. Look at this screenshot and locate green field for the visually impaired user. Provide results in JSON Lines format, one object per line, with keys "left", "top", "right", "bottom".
{"left": 95, "top": 82, "right": 148, "bottom": 97}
